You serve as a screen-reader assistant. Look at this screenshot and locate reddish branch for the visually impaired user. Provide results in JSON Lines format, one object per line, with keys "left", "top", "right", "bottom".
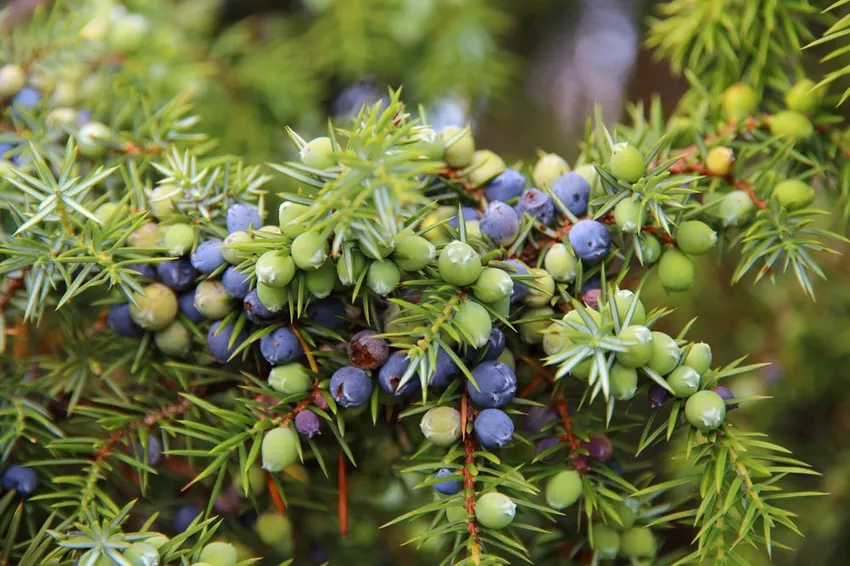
{"left": 0, "top": 271, "right": 28, "bottom": 313}
{"left": 460, "top": 392, "right": 482, "bottom": 557}
{"left": 94, "top": 397, "right": 192, "bottom": 464}
{"left": 338, "top": 449, "right": 348, "bottom": 537}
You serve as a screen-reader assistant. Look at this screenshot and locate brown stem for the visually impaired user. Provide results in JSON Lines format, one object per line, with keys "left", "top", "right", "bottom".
{"left": 461, "top": 392, "right": 482, "bottom": 560}
{"left": 338, "top": 449, "right": 348, "bottom": 537}
{"left": 95, "top": 398, "right": 192, "bottom": 464}
{"left": 291, "top": 324, "right": 319, "bottom": 373}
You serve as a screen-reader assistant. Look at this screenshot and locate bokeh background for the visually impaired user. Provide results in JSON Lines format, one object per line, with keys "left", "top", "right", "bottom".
{"left": 5, "top": 0, "right": 850, "bottom": 563}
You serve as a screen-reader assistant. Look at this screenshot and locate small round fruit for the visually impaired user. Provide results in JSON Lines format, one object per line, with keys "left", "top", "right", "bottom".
{"left": 706, "top": 146, "right": 734, "bottom": 176}
{"left": 123, "top": 542, "right": 159, "bottom": 566}
{"left": 194, "top": 280, "right": 233, "bottom": 320}
{"left": 438, "top": 241, "right": 482, "bottom": 286}
{"left": 226, "top": 203, "right": 261, "bottom": 234}
{"left": 666, "top": 366, "right": 701, "bottom": 398}
{"left": 676, "top": 220, "right": 716, "bottom": 255}
{"left": 260, "top": 327, "right": 303, "bottom": 365}
{"left": 295, "top": 410, "right": 321, "bottom": 438}
{"left": 486, "top": 168, "right": 526, "bottom": 202}
{"left": 420, "top": 206, "right": 455, "bottom": 244}
{"left": 433, "top": 468, "right": 462, "bottom": 495}
{"left": 611, "top": 501, "right": 637, "bottom": 530}
{"left": 291, "top": 231, "right": 329, "bottom": 271}
{"left": 221, "top": 267, "right": 250, "bottom": 299}
{"left": 553, "top": 172, "right": 591, "bottom": 217}
{"left": 256, "top": 251, "right": 296, "bottom": 288}
{"left": 440, "top": 126, "right": 475, "bottom": 168}
{"left": 611, "top": 289, "right": 646, "bottom": 326}
{"left": 366, "top": 259, "right": 401, "bottom": 296}
{"left": 198, "top": 541, "right": 237, "bottom": 566}
{"left": 221, "top": 231, "right": 252, "bottom": 264}
{"left": 769, "top": 110, "right": 813, "bottom": 140}
{"left": 544, "top": 243, "right": 578, "bottom": 283}
{"left": 329, "top": 366, "right": 373, "bottom": 408}
{"left": 377, "top": 352, "right": 419, "bottom": 397}
{"left": 419, "top": 406, "right": 461, "bottom": 446}
{"left": 300, "top": 137, "right": 335, "bottom": 169}
{"left": 519, "top": 307, "right": 555, "bottom": 345}
{"left": 722, "top": 83, "right": 759, "bottom": 121}
{"left": 609, "top": 142, "right": 644, "bottom": 183}
{"left": 711, "top": 385, "right": 738, "bottom": 410}
{"left": 472, "top": 267, "right": 514, "bottom": 303}
{"left": 522, "top": 268, "right": 555, "bottom": 308}
{"left": 568, "top": 220, "right": 611, "bottom": 263}
{"left": 613, "top": 198, "right": 642, "bottom": 232}
{"left": 278, "top": 201, "right": 310, "bottom": 238}
{"left": 269, "top": 364, "right": 312, "bottom": 395}
{"left": 77, "top": 121, "right": 111, "bottom": 158}
{"left": 684, "top": 342, "right": 712, "bottom": 376}
{"left": 785, "top": 78, "right": 822, "bottom": 115}
{"left": 517, "top": 188, "right": 555, "bottom": 225}
{"left": 591, "top": 524, "right": 621, "bottom": 559}
{"left": 455, "top": 300, "right": 493, "bottom": 349}
{"left": 468, "top": 149, "right": 506, "bottom": 186}
{"left": 473, "top": 408, "right": 514, "bottom": 448}
{"left": 143, "top": 534, "right": 169, "bottom": 550}
{"left": 154, "top": 321, "right": 192, "bottom": 357}
{"left": 615, "top": 326, "right": 654, "bottom": 368}
{"left": 129, "top": 223, "right": 160, "bottom": 248}
{"left": 0, "top": 64, "right": 26, "bottom": 98}
{"left": 475, "top": 492, "right": 516, "bottom": 530}
{"left": 468, "top": 360, "right": 516, "bottom": 409}
{"left": 685, "top": 390, "right": 727, "bottom": 430}
{"left": 773, "top": 179, "right": 814, "bottom": 210}
{"left": 261, "top": 427, "right": 299, "bottom": 472}
{"left": 337, "top": 249, "right": 368, "bottom": 284}
{"left": 412, "top": 126, "right": 444, "bottom": 160}
{"left": 1, "top": 465, "right": 37, "bottom": 496}
{"left": 620, "top": 526, "right": 657, "bottom": 559}
{"left": 648, "top": 332, "right": 680, "bottom": 376}
{"left": 532, "top": 153, "right": 570, "bottom": 190}
{"left": 108, "top": 304, "right": 143, "bottom": 338}
{"left": 392, "top": 235, "right": 436, "bottom": 271}
{"left": 255, "top": 283, "right": 289, "bottom": 314}
{"left": 173, "top": 505, "right": 200, "bottom": 533}
{"left": 479, "top": 201, "right": 520, "bottom": 246}
{"left": 207, "top": 321, "right": 248, "bottom": 363}
{"left": 609, "top": 363, "right": 639, "bottom": 400}
{"left": 468, "top": 327, "right": 506, "bottom": 362}
{"left": 545, "top": 470, "right": 583, "bottom": 509}
{"left": 658, "top": 248, "right": 694, "bottom": 292}
{"left": 255, "top": 513, "right": 292, "bottom": 546}
{"left": 542, "top": 323, "right": 570, "bottom": 356}
{"left": 347, "top": 330, "right": 389, "bottom": 369}
{"left": 109, "top": 13, "right": 150, "bottom": 52}
{"left": 638, "top": 234, "right": 662, "bottom": 264}
{"left": 446, "top": 505, "right": 467, "bottom": 524}
{"left": 130, "top": 283, "right": 178, "bottom": 331}
{"left": 191, "top": 239, "right": 224, "bottom": 274}
{"left": 713, "top": 190, "right": 755, "bottom": 227}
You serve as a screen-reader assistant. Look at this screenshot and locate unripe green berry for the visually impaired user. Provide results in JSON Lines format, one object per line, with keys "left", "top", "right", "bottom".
{"left": 46, "top": 107, "right": 77, "bottom": 127}
{"left": 638, "top": 234, "right": 662, "bottom": 264}
{"left": 666, "top": 366, "right": 701, "bottom": 398}
{"left": 706, "top": 146, "right": 734, "bottom": 176}
{"left": 233, "top": 466, "right": 267, "bottom": 497}
{"left": 532, "top": 153, "right": 570, "bottom": 190}
{"left": 306, "top": 261, "right": 337, "bottom": 298}
{"left": 545, "top": 470, "right": 582, "bottom": 509}
{"left": 300, "top": 137, "right": 335, "bottom": 169}
{"left": 648, "top": 332, "right": 680, "bottom": 376}
{"left": 715, "top": 190, "right": 755, "bottom": 227}
{"left": 154, "top": 321, "right": 191, "bottom": 357}
{"left": 261, "top": 427, "right": 299, "bottom": 472}
{"left": 149, "top": 185, "right": 181, "bottom": 219}
{"left": 472, "top": 267, "right": 514, "bottom": 303}
{"left": 519, "top": 307, "right": 555, "bottom": 345}
{"left": 676, "top": 220, "right": 716, "bottom": 255}
{"left": 611, "top": 501, "right": 637, "bottom": 530}
{"left": 591, "top": 524, "right": 621, "bottom": 559}
{"left": 522, "top": 268, "right": 555, "bottom": 307}
{"left": 291, "top": 231, "right": 329, "bottom": 271}
{"left": 123, "top": 542, "right": 159, "bottom": 566}
{"left": 455, "top": 300, "right": 492, "bottom": 348}
{"left": 163, "top": 223, "right": 195, "bottom": 257}
{"left": 144, "top": 534, "right": 169, "bottom": 550}
{"left": 620, "top": 527, "right": 657, "bottom": 558}
{"left": 769, "top": 110, "right": 813, "bottom": 140}
{"left": 0, "top": 64, "right": 26, "bottom": 98}
{"left": 109, "top": 13, "right": 150, "bottom": 53}
{"left": 615, "top": 326, "right": 654, "bottom": 368}
{"left": 269, "top": 363, "right": 312, "bottom": 395}
{"left": 392, "top": 235, "right": 436, "bottom": 272}
{"left": 542, "top": 323, "right": 570, "bottom": 356}
{"left": 785, "top": 79, "right": 822, "bottom": 115}
{"left": 194, "top": 280, "right": 233, "bottom": 320}
{"left": 475, "top": 492, "right": 516, "bottom": 530}
{"left": 684, "top": 342, "right": 712, "bottom": 376}
{"left": 446, "top": 505, "right": 467, "bottom": 524}
{"left": 278, "top": 202, "right": 310, "bottom": 238}
{"left": 420, "top": 406, "right": 461, "bottom": 446}
{"left": 366, "top": 259, "right": 401, "bottom": 296}
{"left": 255, "top": 513, "right": 292, "bottom": 546}
{"left": 438, "top": 241, "right": 482, "bottom": 286}
{"left": 613, "top": 198, "right": 642, "bottom": 232}
{"left": 609, "top": 363, "right": 639, "bottom": 400}
{"left": 77, "top": 121, "right": 112, "bottom": 158}
{"left": 94, "top": 202, "right": 121, "bottom": 224}
{"left": 685, "top": 390, "right": 727, "bottom": 431}
{"left": 198, "top": 541, "right": 237, "bottom": 566}
{"left": 256, "top": 251, "right": 296, "bottom": 288}
{"left": 221, "top": 231, "right": 252, "bottom": 264}
{"left": 130, "top": 283, "right": 178, "bottom": 331}
{"left": 773, "top": 179, "right": 814, "bottom": 210}
{"left": 336, "top": 250, "right": 367, "bottom": 285}
{"left": 544, "top": 243, "right": 578, "bottom": 283}
{"left": 129, "top": 223, "right": 160, "bottom": 247}
{"left": 658, "top": 248, "right": 694, "bottom": 292}
{"left": 611, "top": 289, "right": 646, "bottom": 326}
{"left": 440, "top": 127, "right": 475, "bottom": 168}
{"left": 468, "top": 150, "right": 506, "bottom": 187}
{"left": 609, "top": 143, "right": 644, "bottom": 183}
{"left": 722, "top": 83, "right": 759, "bottom": 121}
{"left": 421, "top": 206, "right": 455, "bottom": 244}
{"left": 412, "top": 126, "right": 444, "bottom": 160}
{"left": 360, "top": 240, "right": 394, "bottom": 260}
{"left": 575, "top": 163, "right": 600, "bottom": 194}
{"left": 256, "top": 282, "right": 288, "bottom": 312}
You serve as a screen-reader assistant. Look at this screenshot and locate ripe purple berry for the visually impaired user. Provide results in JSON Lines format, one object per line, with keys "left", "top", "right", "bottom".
{"left": 207, "top": 321, "right": 248, "bottom": 363}
{"left": 516, "top": 188, "right": 555, "bottom": 224}
{"left": 1, "top": 465, "right": 37, "bottom": 497}
{"left": 226, "top": 203, "right": 262, "bottom": 233}
{"left": 468, "top": 360, "right": 517, "bottom": 409}
{"left": 430, "top": 348, "right": 461, "bottom": 389}
{"left": 479, "top": 201, "right": 520, "bottom": 245}
{"left": 378, "top": 352, "right": 420, "bottom": 397}
{"left": 108, "top": 304, "right": 143, "bottom": 337}
{"left": 468, "top": 328, "right": 506, "bottom": 362}
{"left": 330, "top": 366, "right": 373, "bottom": 408}
{"left": 156, "top": 258, "right": 197, "bottom": 292}
{"left": 501, "top": 259, "right": 529, "bottom": 303}
{"left": 648, "top": 384, "right": 670, "bottom": 409}
{"left": 583, "top": 433, "right": 613, "bottom": 461}
{"left": 243, "top": 289, "right": 278, "bottom": 325}
{"left": 568, "top": 220, "right": 611, "bottom": 263}
{"left": 536, "top": 437, "right": 560, "bottom": 461}
{"left": 485, "top": 168, "right": 526, "bottom": 202}
{"left": 710, "top": 385, "right": 738, "bottom": 410}
{"left": 295, "top": 410, "right": 321, "bottom": 438}
{"left": 553, "top": 172, "right": 591, "bottom": 217}
{"left": 306, "top": 298, "right": 347, "bottom": 331}
{"left": 260, "top": 327, "right": 304, "bottom": 365}
{"left": 222, "top": 266, "right": 251, "bottom": 299}
{"left": 127, "top": 263, "right": 156, "bottom": 281}
{"left": 473, "top": 408, "right": 514, "bottom": 449}
{"left": 434, "top": 468, "right": 462, "bottom": 495}
{"left": 348, "top": 330, "right": 390, "bottom": 370}
{"left": 525, "top": 406, "right": 557, "bottom": 433}
{"left": 190, "top": 239, "right": 225, "bottom": 275}
{"left": 133, "top": 436, "right": 162, "bottom": 466}
{"left": 178, "top": 289, "right": 205, "bottom": 323}
{"left": 173, "top": 504, "right": 200, "bottom": 533}
{"left": 448, "top": 206, "right": 479, "bottom": 228}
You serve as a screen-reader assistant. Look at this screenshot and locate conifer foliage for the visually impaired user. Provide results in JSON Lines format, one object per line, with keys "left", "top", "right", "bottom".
{"left": 1, "top": 1, "right": 848, "bottom": 565}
